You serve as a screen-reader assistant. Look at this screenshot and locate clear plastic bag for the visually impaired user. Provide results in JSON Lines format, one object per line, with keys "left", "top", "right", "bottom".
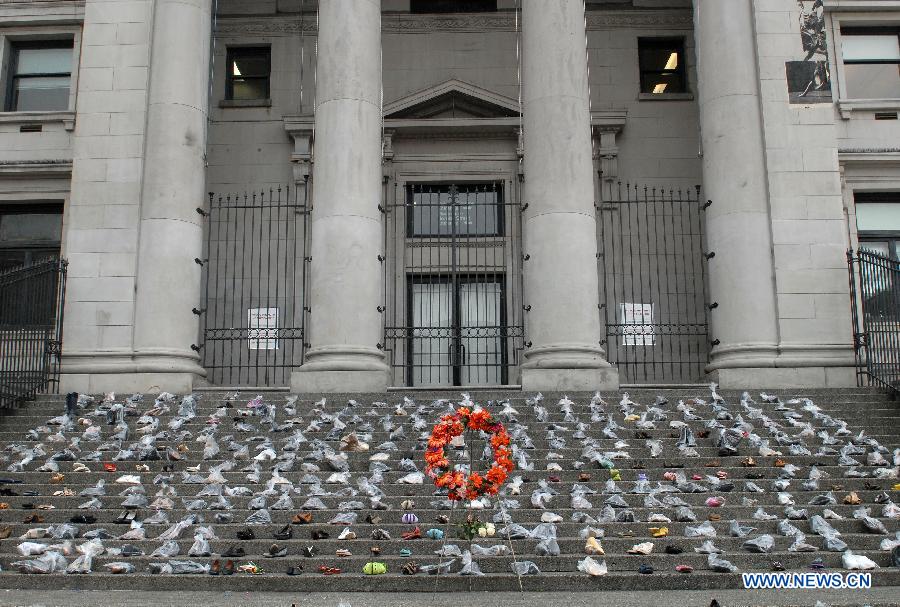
{"left": 151, "top": 540, "right": 180, "bottom": 558}
{"left": 578, "top": 556, "right": 608, "bottom": 577}
{"left": 510, "top": 561, "right": 541, "bottom": 575}
{"left": 707, "top": 552, "right": 738, "bottom": 573}
{"left": 842, "top": 550, "right": 879, "bottom": 570}
{"left": 685, "top": 521, "right": 717, "bottom": 538}
{"left": 743, "top": 534, "right": 774, "bottom": 553}
{"left": 188, "top": 534, "right": 211, "bottom": 557}
{"left": 458, "top": 550, "right": 483, "bottom": 576}
{"left": 12, "top": 551, "right": 67, "bottom": 574}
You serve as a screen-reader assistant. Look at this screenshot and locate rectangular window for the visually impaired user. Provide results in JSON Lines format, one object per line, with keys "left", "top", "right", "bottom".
{"left": 410, "top": 0, "right": 497, "bottom": 13}
{"left": 6, "top": 41, "right": 73, "bottom": 112}
{"left": 0, "top": 204, "right": 63, "bottom": 272}
{"left": 225, "top": 46, "right": 271, "bottom": 101}
{"left": 407, "top": 183, "right": 503, "bottom": 238}
{"left": 638, "top": 38, "right": 687, "bottom": 95}
{"left": 855, "top": 192, "right": 900, "bottom": 261}
{"left": 841, "top": 28, "right": 900, "bottom": 99}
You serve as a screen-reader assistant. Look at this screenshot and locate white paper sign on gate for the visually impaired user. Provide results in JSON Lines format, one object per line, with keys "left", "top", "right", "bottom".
{"left": 620, "top": 302, "right": 655, "bottom": 346}
{"left": 248, "top": 307, "right": 278, "bottom": 350}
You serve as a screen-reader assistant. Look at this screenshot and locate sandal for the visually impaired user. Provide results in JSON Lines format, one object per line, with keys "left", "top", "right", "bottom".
{"left": 103, "top": 463, "right": 117, "bottom": 473}
{"left": 741, "top": 457, "right": 757, "bottom": 467}
{"left": 319, "top": 566, "right": 341, "bottom": 575}
{"left": 401, "top": 527, "right": 422, "bottom": 540}
{"left": 675, "top": 564, "right": 693, "bottom": 573}
{"left": 402, "top": 562, "right": 420, "bottom": 575}
{"left": 773, "top": 458, "right": 786, "bottom": 468}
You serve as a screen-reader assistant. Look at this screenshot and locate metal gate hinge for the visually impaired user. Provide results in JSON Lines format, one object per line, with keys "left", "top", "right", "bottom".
{"left": 191, "top": 308, "right": 205, "bottom": 316}
{"left": 377, "top": 255, "right": 385, "bottom": 262}
{"left": 711, "top": 339, "right": 721, "bottom": 347}
{"left": 704, "top": 251, "right": 715, "bottom": 260}
{"left": 195, "top": 207, "right": 208, "bottom": 217}
{"left": 708, "top": 302, "right": 719, "bottom": 310}
{"left": 377, "top": 343, "right": 384, "bottom": 350}
{"left": 194, "top": 258, "right": 207, "bottom": 266}
{"left": 523, "top": 305, "right": 531, "bottom": 312}
{"left": 377, "top": 306, "right": 385, "bottom": 313}
{"left": 522, "top": 254, "right": 530, "bottom": 261}
{"left": 190, "top": 344, "right": 203, "bottom": 352}
{"left": 304, "top": 256, "right": 312, "bottom": 263}
{"left": 703, "top": 200, "right": 713, "bottom": 210}
{"left": 524, "top": 341, "right": 533, "bottom": 349}
{"left": 303, "top": 307, "right": 311, "bottom": 313}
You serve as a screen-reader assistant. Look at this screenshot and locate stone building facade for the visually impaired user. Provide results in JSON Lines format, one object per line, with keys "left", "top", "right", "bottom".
{"left": 0, "top": 0, "right": 897, "bottom": 394}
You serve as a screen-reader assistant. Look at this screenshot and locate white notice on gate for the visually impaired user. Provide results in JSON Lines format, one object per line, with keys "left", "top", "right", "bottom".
{"left": 248, "top": 307, "right": 278, "bottom": 350}
{"left": 620, "top": 303, "right": 655, "bottom": 346}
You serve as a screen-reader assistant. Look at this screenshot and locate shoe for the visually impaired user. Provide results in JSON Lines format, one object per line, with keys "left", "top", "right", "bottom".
{"left": 579, "top": 473, "right": 592, "bottom": 482}
{"left": 843, "top": 492, "right": 862, "bottom": 505}
{"left": 273, "top": 525, "right": 293, "bottom": 540}
{"left": 400, "top": 500, "right": 415, "bottom": 510}
{"left": 50, "top": 473, "right": 65, "bottom": 483}
{"left": 675, "top": 564, "right": 693, "bottom": 573}
{"left": 402, "top": 513, "right": 419, "bottom": 524}
{"left": 0, "top": 503, "right": 9, "bottom": 510}
{"left": 773, "top": 458, "right": 786, "bottom": 468}
{"left": 236, "top": 528, "right": 255, "bottom": 541}
{"left": 650, "top": 527, "right": 669, "bottom": 538}
{"left": 771, "top": 561, "right": 786, "bottom": 571}
{"left": 0, "top": 525, "right": 11, "bottom": 539}
{"left": 336, "top": 548, "right": 352, "bottom": 557}
{"left": 115, "top": 511, "right": 136, "bottom": 525}
{"left": 402, "top": 527, "right": 422, "bottom": 540}
{"left": 399, "top": 548, "right": 412, "bottom": 557}
{"left": 638, "top": 564, "right": 654, "bottom": 574}
{"left": 705, "top": 496, "right": 725, "bottom": 508}
{"left": 664, "top": 545, "right": 683, "bottom": 555}
{"left": 300, "top": 546, "right": 317, "bottom": 558}
{"left": 210, "top": 560, "right": 220, "bottom": 575}
{"left": 363, "top": 562, "right": 387, "bottom": 575}
{"left": 223, "top": 545, "right": 245, "bottom": 558}
{"left": 435, "top": 515, "right": 450, "bottom": 525}
{"left": 365, "top": 514, "right": 382, "bottom": 525}
{"left": 891, "top": 545, "right": 900, "bottom": 568}
{"left": 705, "top": 460, "right": 720, "bottom": 468}
{"left": 425, "top": 528, "right": 444, "bottom": 540}
{"left": 585, "top": 536, "right": 604, "bottom": 555}
{"left": 371, "top": 546, "right": 382, "bottom": 555}
{"left": 266, "top": 544, "right": 288, "bottom": 557}
{"left": 286, "top": 565, "right": 303, "bottom": 575}
{"left": 372, "top": 529, "right": 391, "bottom": 540}
{"left": 23, "top": 514, "right": 44, "bottom": 524}
{"left": 223, "top": 560, "right": 234, "bottom": 575}
{"left": 627, "top": 542, "right": 654, "bottom": 555}
{"left": 103, "top": 463, "right": 117, "bottom": 473}
{"left": 319, "top": 566, "right": 341, "bottom": 575}
{"left": 708, "top": 513, "right": 721, "bottom": 522}
{"left": 741, "top": 457, "right": 756, "bottom": 467}
{"left": 292, "top": 512, "right": 313, "bottom": 525}
{"left": 809, "top": 558, "right": 825, "bottom": 570}
{"left": 402, "top": 561, "right": 420, "bottom": 575}
{"left": 311, "top": 530, "right": 329, "bottom": 540}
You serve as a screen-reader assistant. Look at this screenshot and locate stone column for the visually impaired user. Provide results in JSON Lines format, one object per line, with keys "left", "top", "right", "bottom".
{"left": 519, "top": 0, "right": 618, "bottom": 391}
{"left": 693, "top": 0, "right": 779, "bottom": 382}
{"left": 291, "top": 0, "right": 390, "bottom": 393}
{"left": 131, "top": 0, "right": 212, "bottom": 392}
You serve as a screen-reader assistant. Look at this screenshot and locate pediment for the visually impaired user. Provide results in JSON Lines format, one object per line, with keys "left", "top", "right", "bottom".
{"left": 384, "top": 79, "right": 520, "bottom": 119}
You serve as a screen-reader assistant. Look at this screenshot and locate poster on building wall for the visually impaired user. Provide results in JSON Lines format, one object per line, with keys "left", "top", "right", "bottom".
{"left": 248, "top": 307, "right": 278, "bottom": 350}
{"left": 786, "top": 0, "right": 831, "bottom": 104}
{"left": 621, "top": 303, "right": 655, "bottom": 346}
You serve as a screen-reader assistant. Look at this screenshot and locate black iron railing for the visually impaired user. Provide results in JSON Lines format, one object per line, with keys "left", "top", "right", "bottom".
{"left": 196, "top": 185, "right": 310, "bottom": 386}
{"left": 848, "top": 248, "right": 900, "bottom": 395}
{"left": 0, "top": 259, "right": 67, "bottom": 408}
{"left": 596, "top": 178, "right": 709, "bottom": 384}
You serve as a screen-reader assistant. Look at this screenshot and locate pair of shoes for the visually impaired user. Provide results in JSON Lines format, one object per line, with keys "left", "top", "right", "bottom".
{"left": 435, "top": 515, "right": 450, "bottom": 525}
{"left": 771, "top": 561, "right": 786, "bottom": 571}
{"left": 115, "top": 511, "right": 136, "bottom": 524}
{"left": 311, "top": 530, "right": 329, "bottom": 540}
{"left": 336, "top": 549, "right": 352, "bottom": 557}
{"left": 741, "top": 457, "right": 757, "bottom": 467}
{"left": 23, "top": 514, "right": 44, "bottom": 524}
{"left": 286, "top": 565, "right": 303, "bottom": 575}
{"left": 402, "top": 562, "right": 420, "bottom": 575}
{"left": 399, "top": 548, "right": 412, "bottom": 558}
{"left": 70, "top": 514, "right": 96, "bottom": 524}
{"left": 0, "top": 525, "right": 11, "bottom": 539}
{"left": 293, "top": 512, "right": 313, "bottom": 524}
{"left": 236, "top": 528, "right": 255, "bottom": 541}
{"left": 773, "top": 458, "right": 786, "bottom": 468}
{"left": 363, "top": 562, "right": 387, "bottom": 575}
{"left": 273, "top": 525, "right": 292, "bottom": 540}
{"left": 664, "top": 545, "right": 683, "bottom": 555}
{"left": 319, "top": 566, "right": 341, "bottom": 575}
{"left": 843, "top": 492, "right": 862, "bottom": 505}
{"left": 50, "top": 473, "right": 65, "bottom": 483}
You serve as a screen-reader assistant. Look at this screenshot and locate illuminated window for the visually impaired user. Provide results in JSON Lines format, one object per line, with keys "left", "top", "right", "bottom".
{"left": 638, "top": 38, "right": 687, "bottom": 95}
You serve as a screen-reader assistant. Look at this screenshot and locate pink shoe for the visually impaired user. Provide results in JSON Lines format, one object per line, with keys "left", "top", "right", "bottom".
{"left": 705, "top": 496, "right": 725, "bottom": 507}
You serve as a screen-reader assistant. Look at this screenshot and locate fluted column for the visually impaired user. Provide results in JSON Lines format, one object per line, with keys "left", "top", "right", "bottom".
{"left": 519, "top": 0, "right": 618, "bottom": 391}
{"left": 291, "top": 0, "right": 389, "bottom": 392}
{"left": 130, "top": 0, "right": 212, "bottom": 391}
{"left": 693, "top": 0, "right": 779, "bottom": 380}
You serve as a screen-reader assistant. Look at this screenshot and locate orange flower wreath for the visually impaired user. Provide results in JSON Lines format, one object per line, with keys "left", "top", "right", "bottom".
{"left": 424, "top": 407, "right": 514, "bottom": 501}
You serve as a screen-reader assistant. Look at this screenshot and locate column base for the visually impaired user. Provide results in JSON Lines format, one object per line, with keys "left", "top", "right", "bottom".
{"left": 60, "top": 350, "right": 205, "bottom": 394}
{"left": 711, "top": 366, "right": 857, "bottom": 389}
{"left": 290, "top": 369, "right": 390, "bottom": 393}
{"left": 520, "top": 366, "right": 619, "bottom": 392}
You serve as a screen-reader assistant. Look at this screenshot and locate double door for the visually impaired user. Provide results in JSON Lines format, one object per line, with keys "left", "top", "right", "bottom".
{"left": 409, "top": 274, "right": 505, "bottom": 387}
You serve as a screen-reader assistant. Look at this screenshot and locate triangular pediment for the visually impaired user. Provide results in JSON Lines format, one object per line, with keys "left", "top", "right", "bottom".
{"left": 384, "top": 79, "right": 520, "bottom": 119}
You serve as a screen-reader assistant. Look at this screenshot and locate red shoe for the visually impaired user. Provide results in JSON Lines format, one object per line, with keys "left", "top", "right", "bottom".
{"left": 675, "top": 564, "right": 693, "bottom": 574}
{"left": 318, "top": 566, "right": 341, "bottom": 575}
{"left": 401, "top": 527, "right": 422, "bottom": 540}
{"left": 104, "top": 463, "right": 117, "bottom": 473}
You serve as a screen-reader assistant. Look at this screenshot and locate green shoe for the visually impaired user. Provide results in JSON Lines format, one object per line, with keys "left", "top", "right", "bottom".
{"left": 363, "top": 562, "right": 387, "bottom": 575}
{"left": 399, "top": 548, "right": 412, "bottom": 558}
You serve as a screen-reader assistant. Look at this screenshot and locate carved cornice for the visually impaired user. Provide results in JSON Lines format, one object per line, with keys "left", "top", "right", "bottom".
{"left": 214, "top": 10, "right": 693, "bottom": 37}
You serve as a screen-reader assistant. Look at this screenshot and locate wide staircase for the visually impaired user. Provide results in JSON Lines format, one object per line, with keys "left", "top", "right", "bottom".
{"left": 0, "top": 387, "right": 896, "bottom": 592}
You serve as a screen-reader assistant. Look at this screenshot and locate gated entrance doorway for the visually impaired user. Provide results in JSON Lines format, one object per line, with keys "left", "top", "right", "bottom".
{"left": 196, "top": 186, "right": 310, "bottom": 386}
{"left": 596, "top": 179, "right": 710, "bottom": 384}
{"left": 383, "top": 182, "right": 525, "bottom": 387}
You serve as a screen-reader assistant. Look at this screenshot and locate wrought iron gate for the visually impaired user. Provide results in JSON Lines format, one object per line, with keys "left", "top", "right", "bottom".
{"left": 382, "top": 182, "right": 525, "bottom": 387}
{"left": 0, "top": 258, "right": 67, "bottom": 408}
{"left": 196, "top": 185, "right": 310, "bottom": 386}
{"left": 848, "top": 248, "right": 900, "bottom": 394}
{"left": 596, "top": 179, "right": 710, "bottom": 384}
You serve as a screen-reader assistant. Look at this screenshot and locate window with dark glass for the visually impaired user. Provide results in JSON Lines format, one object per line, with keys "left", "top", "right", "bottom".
{"left": 856, "top": 192, "right": 900, "bottom": 261}
{"left": 6, "top": 41, "right": 73, "bottom": 112}
{"left": 841, "top": 28, "right": 900, "bottom": 99}
{"left": 225, "top": 46, "right": 271, "bottom": 101}
{"left": 407, "top": 183, "right": 503, "bottom": 238}
{"left": 638, "top": 38, "right": 687, "bottom": 95}
{"left": 0, "top": 204, "right": 63, "bottom": 273}
{"left": 410, "top": 0, "right": 497, "bottom": 14}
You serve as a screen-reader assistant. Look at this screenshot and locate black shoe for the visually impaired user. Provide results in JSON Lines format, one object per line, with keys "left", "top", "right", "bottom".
{"left": 892, "top": 545, "right": 900, "bottom": 568}
{"left": 236, "top": 528, "right": 255, "bottom": 541}
{"left": 311, "top": 530, "right": 329, "bottom": 540}
{"left": 664, "top": 545, "right": 683, "bottom": 555}
{"left": 286, "top": 565, "right": 303, "bottom": 575}
{"left": 300, "top": 546, "right": 317, "bottom": 558}
{"left": 273, "top": 525, "right": 292, "bottom": 540}
{"left": 222, "top": 545, "right": 245, "bottom": 558}
{"left": 266, "top": 543, "right": 288, "bottom": 557}
{"left": 638, "top": 564, "right": 654, "bottom": 574}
